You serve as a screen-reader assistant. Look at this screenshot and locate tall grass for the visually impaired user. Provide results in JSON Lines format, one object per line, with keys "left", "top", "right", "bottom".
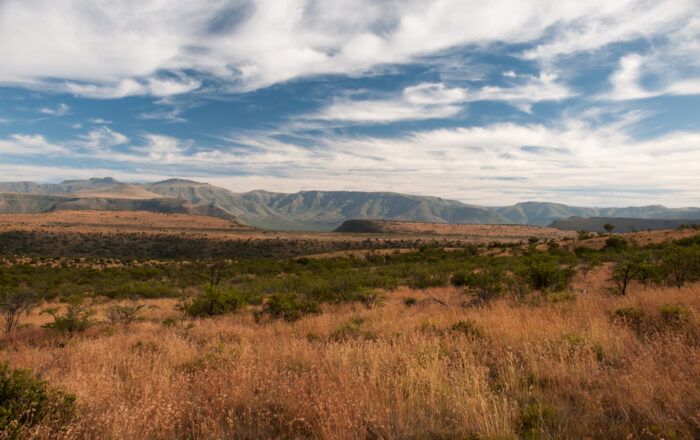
{"left": 1, "top": 277, "right": 698, "bottom": 439}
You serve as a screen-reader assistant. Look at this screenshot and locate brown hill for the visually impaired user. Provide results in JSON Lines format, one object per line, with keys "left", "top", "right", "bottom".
{"left": 72, "top": 183, "right": 166, "bottom": 199}
{"left": 334, "top": 219, "right": 575, "bottom": 240}
{"left": 0, "top": 210, "right": 254, "bottom": 236}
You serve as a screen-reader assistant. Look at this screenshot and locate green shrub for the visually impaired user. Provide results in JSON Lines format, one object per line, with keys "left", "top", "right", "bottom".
{"left": 515, "top": 254, "right": 574, "bottom": 292}
{"left": 408, "top": 270, "right": 450, "bottom": 289}
{"left": 329, "top": 317, "right": 375, "bottom": 342}
{"left": 613, "top": 306, "right": 646, "bottom": 331}
{"left": 660, "top": 303, "right": 694, "bottom": 327}
{"left": 450, "top": 272, "right": 468, "bottom": 287}
{"left": 261, "top": 293, "right": 321, "bottom": 322}
{"left": 41, "top": 296, "right": 96, "bottom": 333}
{"left": 181, "top": 287, "right": 247, "bottom": 318}
{"left": 0, "top": 362, "right": 75, "bottom": 438}
{"left": 402, "top": 296, "right": 417, "bottom": 307}
{"left": 545, "top": 290, "right": 576, "bottom": 303}
{"left": 462, "top": 267, "right": 505, "bottom": 303}
{"left": 657, "top": 245, "right": 700, "bottom": 287}
{"left": 603, "top": 235, "right": 627, "bottom": 251}
{"left": 450, "top": 319, "right": 482, "bottom": 338}
{"left": 515, "top": 403, "right": 558, "bottom": 440}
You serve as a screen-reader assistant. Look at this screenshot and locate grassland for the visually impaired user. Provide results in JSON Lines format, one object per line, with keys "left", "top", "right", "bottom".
{"left": 0, "top": 213, "right": 698, "bottom": 439}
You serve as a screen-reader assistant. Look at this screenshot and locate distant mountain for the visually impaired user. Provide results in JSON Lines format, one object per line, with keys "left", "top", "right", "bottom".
{"left": 549, "top": 217, "right": 700, "bottom": 233}
{"left": 2, "top": 177, "right": 700, "bottom": 231}
{"left": 0, "top": 177, "right": 120, "bottom": 194}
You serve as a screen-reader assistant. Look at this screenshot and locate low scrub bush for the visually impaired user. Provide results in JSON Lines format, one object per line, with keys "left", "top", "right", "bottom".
{"left": 515, "top": 254, "right": 574, "bottom": 292}
{"left": 0, "top": 362, "right": 75, "bottom": 438}
{"left": 450, "top": 319, "right": 482, "bottom": 338}
{"left": 41, "top": 296, "right": 96, "bottom": 333}
{"left": 260, "top": 293, "right": 321, "bottom": 322}
{"left": 462, "top": 268, "right": 505, "bottom": 303}
{"left": 613, "top": 306, "right": 646, "bottom": 332}
{"left": 181, "top": 287, "right": 248, "bottom": 318}
{"left": 329, "top": 317, "right": 375, "bottom": 342}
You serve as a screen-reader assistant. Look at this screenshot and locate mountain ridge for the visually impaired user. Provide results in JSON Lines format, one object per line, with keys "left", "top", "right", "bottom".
{"left": 2, "top": 177, "right": 700, "bottom": 231}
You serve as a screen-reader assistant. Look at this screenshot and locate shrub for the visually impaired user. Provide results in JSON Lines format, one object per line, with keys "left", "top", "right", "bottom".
{"left": 329, "top": 317, "right": 375, "bottom": 342}
{"left": 515, "top": 403, "right": 558, "bottom": 440}
{"left": 463, "top": 268, "right": 505, "bottom": 303}
{"left": 181, "top": 287, "right": 247, "bottom": 318}
{"left": 657, "top": 245, "right": 700, "bottom": 287}
{"left": 353, "top": 288, "right": 386, "bottom": 309}
{"left": 660, "top": 303, "right": 694, "bottom": 327}
{"left": 515, "top": 254, "right": 574, "bottom": 292}
{"left": 545, "top": 290, "right": 576, "bottom": 303}
{"left": 450, "top": 319, "right": 482, "bottom": 338}
{"left": 261, "top": 293, "right": 321, "bottom": 322}
{"left": 603, "top": 236, "right": 627, "bottom": 251}
{"left": 613, "top": 306, "right": 646, "bottom": 331}
{"left": 41, "top": 296, "right": 96, "bottom": 333}
{"left": 408, "top": 270, "right": 450, "bottom": 289}
{"left": 402, "top": 296, "right": 417, "bottom": 307}
{"left": 0, "top": 362, "right": 75, "bottom": 438}
{"left": 450, "top": 272, "right": 468, "bottom": 287}
{"left": 105, "top": 301, "right": 146, "bottom": 326}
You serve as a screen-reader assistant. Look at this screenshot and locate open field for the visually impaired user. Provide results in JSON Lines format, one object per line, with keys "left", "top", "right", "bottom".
{"left": 1, "top": 215, "right": 699, "bottom": 439}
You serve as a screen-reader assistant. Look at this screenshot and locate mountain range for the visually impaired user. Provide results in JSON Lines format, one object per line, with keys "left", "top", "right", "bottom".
{"left": 1, "top": 177, "right": 699, "bottom": 231}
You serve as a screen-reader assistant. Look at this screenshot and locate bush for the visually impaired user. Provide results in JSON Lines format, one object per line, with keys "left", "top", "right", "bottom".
{"left": 613, "top": 306, "right": 646, "bottom": 332}
{"left": 657, "top": 245, "right": 700, "bottom": 287}
{"left": 450, "top": 319, "right": 482, "bottom": 338}
{"left": 260, "top": 293, "right": 321, "bottom": 322}
{"left": 515, "top": 403, "right": 558, "bottom": 440}
{"left": 603, "top": 236, "right": 627, "bottom": 251}
{"left": 515, "top": 254, "right": 574, "bottom": 292}
{"left": 402, "top": 296, "right": 417, "bottom": 307}
{"left": 181, "top": 287, "right": 247, "bottom": 318}
{"left": 41, "top": 296, "right": 96, "bottom": 333}
{"left": 462, "top": 268, "right": 505, "bottom": 303}
{"left": 329, "top": 317, "right": 375, "bottom": 342}
{"left": 105, "top": 301, "right": 146, "bottom": 326}
{"left": 660, "top": 303, "right": 694, "bottom": 327}
{"left": 0, "top": 362, "right": 75, "bottom": 438}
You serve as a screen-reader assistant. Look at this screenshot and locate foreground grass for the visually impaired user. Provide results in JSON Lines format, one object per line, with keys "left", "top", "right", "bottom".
{"left": 1, "top": 280, "right": 698, "bottom": 439}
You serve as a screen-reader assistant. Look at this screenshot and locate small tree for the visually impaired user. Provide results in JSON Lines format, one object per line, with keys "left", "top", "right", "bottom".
{"left": 463, "top": 267, "right": 505, "bottom": 303}
{"left": 603, "top": 223, "right": 615, "bottom": 235}
{"left": 105, "top": 300, "right": 146, "bottom": 326}
{"left": 41, "top": 296, "right": 96, "bottom": 333}
{"left": 610, "top": 256, "right": 639, "bottom": 295}
{"left": 0, "top": 288, "right": 41, "bottom": 334}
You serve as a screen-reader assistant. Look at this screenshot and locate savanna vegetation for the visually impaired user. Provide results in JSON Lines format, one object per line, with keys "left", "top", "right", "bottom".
{"left": 0, "top": 229, "right": 698, "bottom": 439}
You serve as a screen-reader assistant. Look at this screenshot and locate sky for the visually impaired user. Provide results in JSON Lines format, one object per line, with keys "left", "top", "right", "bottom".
{"left": 1, "top": 0, "right": 699, "bottom": 207}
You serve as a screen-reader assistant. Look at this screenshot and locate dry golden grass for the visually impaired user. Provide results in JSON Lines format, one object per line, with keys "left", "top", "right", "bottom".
{"left": 2, "top": 277, "right": 699, "bottom": 439}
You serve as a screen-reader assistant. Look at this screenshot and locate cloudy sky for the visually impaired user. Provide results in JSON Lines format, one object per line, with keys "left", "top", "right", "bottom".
{"left": 1, "top": 0, "right": 699, "bottom": 206}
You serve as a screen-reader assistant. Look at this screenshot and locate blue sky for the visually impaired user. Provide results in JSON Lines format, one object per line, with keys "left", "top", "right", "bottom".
{"left": 1, "top": 0, "right": 699, "bottom": 206}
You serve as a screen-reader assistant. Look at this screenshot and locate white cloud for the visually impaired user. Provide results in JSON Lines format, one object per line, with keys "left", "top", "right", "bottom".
{"left": 64, "top": 77, "right": 201, "bottom": 99}
{"left": 603, "top": 53, "right": 700, "bottom": 101}
{"left": 78, "top": 127, "right": 128, "bottom": 149}
{"left": 0, "top": 134, "right": 67, "bottom": 155}
{"left": 310, "top": 83, "right": 465, "bottom": 123}
{"left": 0, "top": 0, "right": 696, "bottom": 95}
{"left": 38, "top": 103, "right": 69, "bottom": 116}
{"left": 465, "top": 72, "right": 574, "bottom": 112}
{"left": 88, "top": 118, "right": 112, "bottom": 124}
{"left": 308, "top": 74, "right": 574, "bottom": 122}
